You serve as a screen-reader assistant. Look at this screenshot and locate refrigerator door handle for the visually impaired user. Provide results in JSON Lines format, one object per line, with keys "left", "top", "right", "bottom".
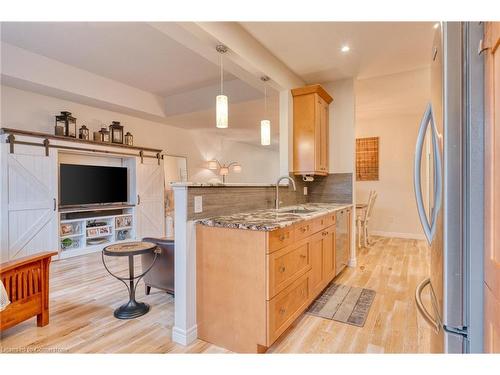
{"left": 429, "top": 111, "right": 443, "bottom": 241}
{"left": 414, "top": 103, "right": 442, "bottom": 244}
{"left": 414, "top": 103, "right": 434, "bottom": 244}
{"left": 415, "top": 278, "right": 440, "bottom": 334}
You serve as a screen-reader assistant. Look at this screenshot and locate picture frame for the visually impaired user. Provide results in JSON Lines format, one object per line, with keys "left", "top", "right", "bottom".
{"left": 116, "top": 215, "right": 132, "bottom": 229}
{"left": 61, "top": 222, "right": 80, "bottom": 236}
{"left": 98, "top": 226, "right": 111, "bottom": 235}
{"left": 61, "top": 223, "right": 74, "bottom": 235}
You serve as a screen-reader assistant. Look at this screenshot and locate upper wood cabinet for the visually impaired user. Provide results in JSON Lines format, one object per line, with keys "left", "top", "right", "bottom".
{"left": 292, "top": 84, "right": 333, "bottom": 176}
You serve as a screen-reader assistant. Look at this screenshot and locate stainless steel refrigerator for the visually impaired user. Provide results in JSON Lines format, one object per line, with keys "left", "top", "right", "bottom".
{"left": 414, "top": 22, "right": 484, "bottom": 353}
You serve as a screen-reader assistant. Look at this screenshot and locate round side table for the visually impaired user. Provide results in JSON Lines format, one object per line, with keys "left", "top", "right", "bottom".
{"left": 102, "top": 241, "right": 160, "bottom": 319}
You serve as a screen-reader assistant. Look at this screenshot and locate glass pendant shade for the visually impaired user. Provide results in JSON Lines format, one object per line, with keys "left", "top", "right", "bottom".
{"left": 216, "top": 95, "right": 228, "bottom": 128}
{"left": 219, "top": 166, "right": 229, "bottom": 176}
{"left": 261, "top": 120, "right": 271, "bottom": 146}
{"left": 233, "top": 164, "right": 242, "bottom": 173}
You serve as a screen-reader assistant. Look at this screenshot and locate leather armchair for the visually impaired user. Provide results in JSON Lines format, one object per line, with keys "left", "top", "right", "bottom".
{"left": 141, "top": 238, "right": 174, "bottom": 296}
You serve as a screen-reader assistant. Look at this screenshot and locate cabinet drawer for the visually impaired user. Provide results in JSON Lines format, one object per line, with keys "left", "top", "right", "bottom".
{"left": 316, "top": 214, "right": 331, "bottom": 230}
{"left": 322, "top": 212, "right": 336, "bottom": 227}
{"left": 295, "top": 221, "right": 316, "bottom": 241}
{"left": 268, "top": 242, "right": 311, "bottom": 298}
{"left": 268, "top": 227, "right": 295, "bottom": 253}
{"left": 267, "top": 273, "right": 310, "bottom": 345}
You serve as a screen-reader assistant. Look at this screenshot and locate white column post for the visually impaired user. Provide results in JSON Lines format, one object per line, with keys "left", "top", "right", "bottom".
{"left": 172, "top": 185, "right": 198, "bottom": 345}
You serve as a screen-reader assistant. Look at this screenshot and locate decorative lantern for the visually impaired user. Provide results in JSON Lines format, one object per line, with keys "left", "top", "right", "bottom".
{"left": 98, "top": 127, "right": 110, "bottom": 143}
{"left": 55, "top": 111, "right": 77, "bottom": 138}
{"left": 124, "top": 132, "right": 133, "bottom": 146}
{"left": 79, "top": 125, "right": 90, "bottom": 140}
{"left": 109, "top": 121, "right": 124, "bottom": 144}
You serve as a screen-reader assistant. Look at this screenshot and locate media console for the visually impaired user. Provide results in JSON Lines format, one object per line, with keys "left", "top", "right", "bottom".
{"left": 58, "top": 206, "right": 136, "bottom": 259}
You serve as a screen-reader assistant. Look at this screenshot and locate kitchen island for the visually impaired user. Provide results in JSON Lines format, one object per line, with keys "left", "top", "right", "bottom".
{"left": 196, "top": 203, "right": 352, "bottom": 353}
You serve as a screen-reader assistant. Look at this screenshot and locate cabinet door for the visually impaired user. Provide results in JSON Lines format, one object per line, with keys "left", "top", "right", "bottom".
{"left": 309, "top": 231, "right": 324, "bottom": 297}
{"left": 293, "top": 94, "right": 316, "bottom": 174}
{"left": 314, "top": 96, "right": 329, "bottom": 174}
{"left": 1, "top": 144, "right": 58, "bottom": 261}
{"left": 322, "top": 226, "right": 336, "bottom": 284}
{"left": 136, "top": 157, "right": 165, "bottom": 239}
{"left": 318, "top": 97, "right": 329, "bottom": 173}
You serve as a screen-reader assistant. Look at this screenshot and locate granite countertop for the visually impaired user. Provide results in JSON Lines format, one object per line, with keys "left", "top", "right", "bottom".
{"left": 196, "top": 203, "right": 353, "bottom": 231}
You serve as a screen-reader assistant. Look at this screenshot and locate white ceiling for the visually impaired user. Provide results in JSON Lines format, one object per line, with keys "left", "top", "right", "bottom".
{"left": 0, "top": 22, "right": 237, "bottom": 96}
{"left": 240, "top": 22, "right": 435, "bottom": 83}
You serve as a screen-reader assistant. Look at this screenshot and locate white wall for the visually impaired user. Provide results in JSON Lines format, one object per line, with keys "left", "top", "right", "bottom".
{"left": 322, "top": 79, "right": 355, "bottom": 174}
{"left": 0, "top": 85, "right": 280, "bottom": 184}
{"left": 354, "top": 67, "right": 430, "bottom": 239}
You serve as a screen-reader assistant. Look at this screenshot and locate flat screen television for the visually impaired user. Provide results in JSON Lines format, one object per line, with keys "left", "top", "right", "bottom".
{"left": 59, "top": 164, "right": 128, "bottom": 206}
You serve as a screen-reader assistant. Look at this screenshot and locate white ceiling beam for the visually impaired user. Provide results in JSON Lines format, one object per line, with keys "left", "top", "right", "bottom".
{"left": 148, "top": 22, "right": 304, "bottom": 92}
{"left": 194, "top": 22, "right": 305, "bottom": 90}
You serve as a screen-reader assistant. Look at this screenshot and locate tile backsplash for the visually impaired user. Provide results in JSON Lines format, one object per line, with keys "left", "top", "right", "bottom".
{"left": 186, "top": 173, "right": 352, "bottom": 220}
{"left": 306, "top": 173, "right": 353, "bottom": 203}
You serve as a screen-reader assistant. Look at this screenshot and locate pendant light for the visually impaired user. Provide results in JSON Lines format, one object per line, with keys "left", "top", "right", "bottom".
{"left": 260, "top": 76, "right": 271, "bottom": 146}
{"left": 216, "top": 45, "right": 228, "bottom": 128}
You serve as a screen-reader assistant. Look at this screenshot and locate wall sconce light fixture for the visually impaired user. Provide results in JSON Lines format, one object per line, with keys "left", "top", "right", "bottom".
{"left": 207, "top": 159, "right": 241, "bottom": 183}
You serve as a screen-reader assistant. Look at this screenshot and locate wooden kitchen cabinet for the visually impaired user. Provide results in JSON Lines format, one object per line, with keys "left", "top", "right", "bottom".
{"left": 322, "top": 226, "right": 336, "bottom": 284}
{"left": 292, "top": 84, "right": 333, "bottom": 176}
{"left": 196, "top": 208, "right": 350, "bottom": 353}
{"left": 309, "top": 226, "right": 335, "bottom": 298}
{"left": 309, "top": 231, "right": 325, "bottom": 298}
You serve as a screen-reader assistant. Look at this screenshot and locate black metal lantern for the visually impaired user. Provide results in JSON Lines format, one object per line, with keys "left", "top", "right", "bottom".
{"left": 79, "top": 125, "right": 90, "bottom": 140}
{"left": 109, "top": 121, "right": 124, "bottom": 144}
{"left": 98, "top": 127, "right": 110, "bottom": 143}
{"left": 124, "top": 132, "right": 133, "bottom": 146}
{"left": 55, "top": 111, "right": 77, "bottom": 138}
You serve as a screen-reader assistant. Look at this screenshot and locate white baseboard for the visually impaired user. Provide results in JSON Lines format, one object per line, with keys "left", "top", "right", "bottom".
{"left": 172, "top": 325, "right": 198, "bottom": 346}
{"left": 371, "top": 230, "right": 425, "bottom": 240}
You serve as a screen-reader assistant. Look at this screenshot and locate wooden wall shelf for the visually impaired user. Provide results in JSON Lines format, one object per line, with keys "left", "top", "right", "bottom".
{"left": 0, "top": 127, "right": 162, "bottom": 153}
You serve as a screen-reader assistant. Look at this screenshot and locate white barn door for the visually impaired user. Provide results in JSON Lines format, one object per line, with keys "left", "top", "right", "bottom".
{"left": 135, "top": 157, "right": 165, "bottom": 239}
{"left": 1, "top": 144, "right": 58, "bottom": 261}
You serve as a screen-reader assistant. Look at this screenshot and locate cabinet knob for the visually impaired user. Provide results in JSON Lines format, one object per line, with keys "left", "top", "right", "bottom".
{"left": 279, "top": 307, "right": 286, "bottom": 315}
{"left": 322, "top": 231, "right": 328, "bottom": 236}
{"left": 279, "top": 234, "right": 286, "bottom": 241}
{"left": 300, "top": 254, "right": 306, "bottom": 258}
{"left": 279, "top": 265, "right": 286, "bottom": 273}
{"left": 300, "top": 226, "right": 308, "bottom": 232}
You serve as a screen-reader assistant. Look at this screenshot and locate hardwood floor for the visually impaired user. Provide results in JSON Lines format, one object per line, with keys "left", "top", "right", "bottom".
{"left": 0, "top": 236, "right": 431, "bottom": 353}
{"left": 268, "top": 237, "right": 432, "bottom": 353}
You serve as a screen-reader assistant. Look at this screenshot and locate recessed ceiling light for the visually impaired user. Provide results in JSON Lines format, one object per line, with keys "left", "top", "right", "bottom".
{"left": 341, "top": 45, "right": 350, "bottom": 53}
{"left": 433, "top": 23, "right": 439, "bottom": 29}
